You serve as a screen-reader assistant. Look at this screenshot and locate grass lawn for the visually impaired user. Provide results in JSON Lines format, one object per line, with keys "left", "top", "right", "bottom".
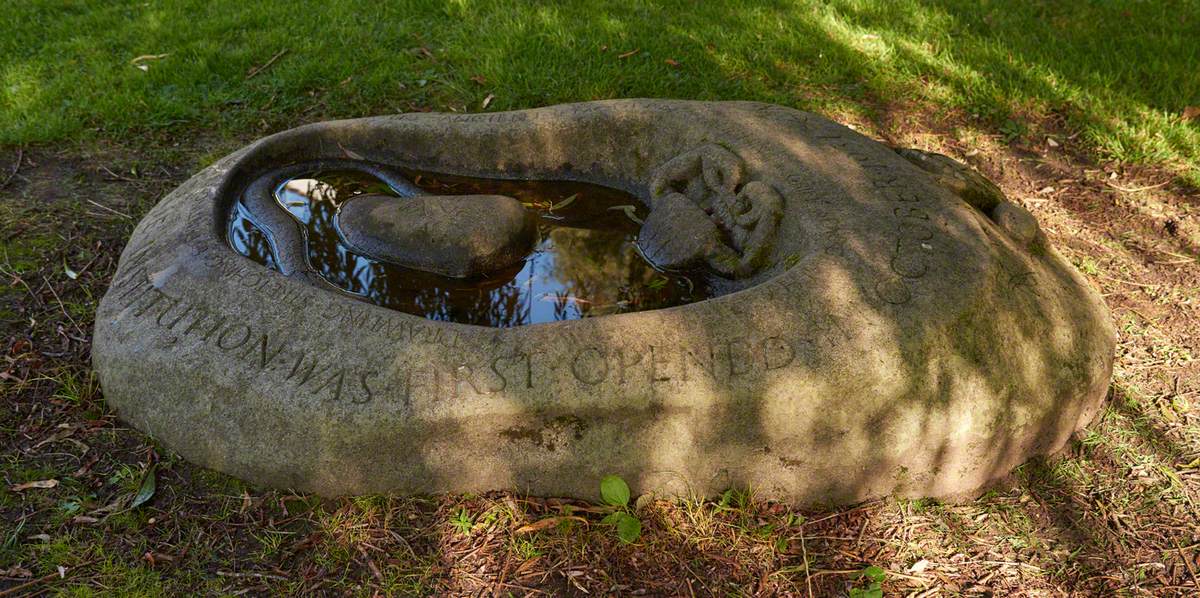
{"left": 2, "top": 1, "right": 1199, "bottom": 595}
{"left": 4, "top": 0, "right": 1199, "bottom": 182}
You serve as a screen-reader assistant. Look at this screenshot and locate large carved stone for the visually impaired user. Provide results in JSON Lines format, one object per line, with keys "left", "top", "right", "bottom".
{"left": 93, "top": 100, "right": 1115, "bottom": 505}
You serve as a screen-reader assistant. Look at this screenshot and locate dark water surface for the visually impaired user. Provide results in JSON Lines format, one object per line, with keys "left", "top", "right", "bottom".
{"left": 227, "top": 167, "right": 708, "bottom": 327}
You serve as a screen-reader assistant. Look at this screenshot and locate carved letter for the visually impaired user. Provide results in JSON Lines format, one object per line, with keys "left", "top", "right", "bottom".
{"left": 571, "top": 347, "right": 608, "bottom": 385}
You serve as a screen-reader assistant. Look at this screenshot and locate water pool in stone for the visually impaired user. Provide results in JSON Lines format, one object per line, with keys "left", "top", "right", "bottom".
{"left": 226, "top": 168, "right": 707, "bottom": 327}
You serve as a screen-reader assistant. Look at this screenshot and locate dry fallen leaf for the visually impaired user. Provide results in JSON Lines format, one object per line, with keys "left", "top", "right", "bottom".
{"left": 130, "top": 53, "right": 169, "bottom": 65}
{"left": 470, "top": 74, "right": 487, "bottom": 85}
{"left": 1184, "top": 106, "right": 1200, "bottom": 122}
{"left": 0, "top": 566, "right": 32, "bottom": 578}
{"left": 607, "top": 204, "right": 644, "bottom": 224}
{"left": 514, "top": 516, "right": 588, "bottom": 534}
{"left": 550, "top": 193, "right": 578, "bottom": 211}
{"left": 907, "top": 559, "right": 930, "bottom": 573}
{"left": 482, "top": 94, "right": 495, "bottom": 109}
{"left": 10, "top": 479, "right": 58, "bottom": 491}
{"left": 665, "top": 58, "right": 680, "bottom": 67}
{"left": 337, "top": 142, "right": 364, "bottom": 161}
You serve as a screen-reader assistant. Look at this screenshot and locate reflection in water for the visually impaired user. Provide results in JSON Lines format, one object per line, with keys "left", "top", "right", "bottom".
{"left": 227, "top": 167, "right": 707, "bottom": 327}
{"left": 227, "top": 201, "right": 277, "bottom": 270}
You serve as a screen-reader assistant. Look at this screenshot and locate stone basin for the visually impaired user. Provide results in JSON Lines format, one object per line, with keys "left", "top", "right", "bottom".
{"left": 93, "top": 100, "right": 1115, "bottom": 505}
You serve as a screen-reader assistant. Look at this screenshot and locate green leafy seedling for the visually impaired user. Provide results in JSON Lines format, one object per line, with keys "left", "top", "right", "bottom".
{"left": 600, "top": 475, "right": 630, "bottom": 507}
{"left": 601, "top": 511, "right": 643, "bottom": 544}
{"left": 449, "top": 508, "right": 474, "bottom": 536}
{"left": 848, "top": 565, "right": 886, "bottom": 598}
{"left": 599, "top": 475, "right": 642, "bottom": 543}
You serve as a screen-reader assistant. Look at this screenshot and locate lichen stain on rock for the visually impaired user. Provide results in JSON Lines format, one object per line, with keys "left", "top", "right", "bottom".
{"left": 500, "top": 415, "right": 587, "bottom": 452}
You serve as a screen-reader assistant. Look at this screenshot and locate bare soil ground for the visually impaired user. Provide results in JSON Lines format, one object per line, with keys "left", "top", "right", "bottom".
{"left": 2, "top": 111, "right": 1198, "bottom": 596}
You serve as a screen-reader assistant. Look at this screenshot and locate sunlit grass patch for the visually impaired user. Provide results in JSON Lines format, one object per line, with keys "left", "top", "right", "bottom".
{"left": 0, "top": 0, "right": 1196, "bottom": 180}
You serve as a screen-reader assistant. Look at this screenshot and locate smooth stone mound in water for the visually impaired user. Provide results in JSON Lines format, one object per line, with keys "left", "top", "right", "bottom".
{"left": 93, "top": 100, "right": 1116, "bottom": 505}
{"left": 336, "top": 193, "right": 538, "bottom": 278}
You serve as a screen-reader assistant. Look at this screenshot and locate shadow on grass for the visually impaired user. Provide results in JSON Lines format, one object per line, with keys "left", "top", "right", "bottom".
{"left": 1, "top": 0, "right": 1197, "bottom": 175}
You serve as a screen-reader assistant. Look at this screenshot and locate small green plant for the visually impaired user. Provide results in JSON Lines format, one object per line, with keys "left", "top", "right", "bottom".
{"left": 51, "top": 368, "right": 99, "bottom": 407}
{"left": 599, "top": 475, "right": 642, "bottom": 544}
{"left": 999, "top": 118, "right": 1028, "bottom": 144}
{"left": 848, "top": 565, "right": 886, "bottom": 598}
{"left": 449, "top": 508, "right": 474, "bottom": 536}
{"left": 716, "top": 487, "right": 751, "bottom": 512}
{"left": 1076, "top": 256, "right": 1101, "bottom": 276}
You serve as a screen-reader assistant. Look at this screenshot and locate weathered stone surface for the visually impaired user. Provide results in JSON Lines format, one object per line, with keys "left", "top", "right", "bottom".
{"left": 93, "top": 100, "right": 1116, "bottom": 505}
{"left": 336, "top": 193, "right": 537, "bottom": 277}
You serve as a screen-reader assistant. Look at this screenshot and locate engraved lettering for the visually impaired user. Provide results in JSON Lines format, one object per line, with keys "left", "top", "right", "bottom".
{"left": 616, "top": 349, "right": 644, "bottom": 384}
{"left": 312, "top": 369, "right": 346, "bottom": 400}
{"left": 287, "top": 353, "right": 325, "bottom": 386}
{"left": 726, "top": 339, "right": 754, "bottom": 378}
{"left": 216, "top": 324, "right": 252, "bottom": 351}
{"left": 762, "top": 336, "right": 795, "bottom": 370}
{"left": 650, "top": 345, "right": 672, "bottom": 382}
{"left": 488, "top": 355, "right": 510, "bottom": 394}
{"left": 571, "top": 347, "right": 608, "bottom": 385}
{"left": 453, "top": 364, "right": 485, "bottom": 396}
{"left": 356, "top": 371, "right": 377, "bottom": 404}
{"left": 682, "top": 346, "right": 716, "bottom": 382}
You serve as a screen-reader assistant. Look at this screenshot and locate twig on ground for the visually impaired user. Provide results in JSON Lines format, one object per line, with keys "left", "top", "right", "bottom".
{"left": 43, "top": 275, "right": 84, "bottom": 339}
{"left": 800, "top": 525, "right": 813, "bottom": 598}
{"left": 0, "top": 252, "right": 44, "bottom": 309}
{"left": 99, "top": 166, "right": 137, "bottom": 182}
{"left": 0, "top": 560, "right": 94, "bottom": 597}
{"left": 1128, "top": 307, "right": 1167, "bottom": 333}
{"left": 1095, "top": 272, "right": 1160, "bottom": 289}
{"left": 86, "top": 199, "right": 132, "bottom": 220}
{"left": 215, "top": 570, "right": 289, "bottom": 582}
{"left": 808, "top": 568, "right": 930, "bottom": 583}
{"left": 1177, "top": 539, "right": 1200, "bottom": 590}
{"left": 246, "top": 49, "right": 288, "bottom": 79}
{"left": 358, "top": 547, "right": 384, "bottom": 583}
{"left": 1107, "top": 180, "right": 1170, "bottom": 193}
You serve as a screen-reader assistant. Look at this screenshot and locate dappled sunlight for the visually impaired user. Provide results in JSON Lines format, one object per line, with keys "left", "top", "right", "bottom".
{"left": 3, "top": 1, "right": 1199, "bottom": 594}
{"left": 4, "top": 0, "right": 1195, "bottom": 178}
